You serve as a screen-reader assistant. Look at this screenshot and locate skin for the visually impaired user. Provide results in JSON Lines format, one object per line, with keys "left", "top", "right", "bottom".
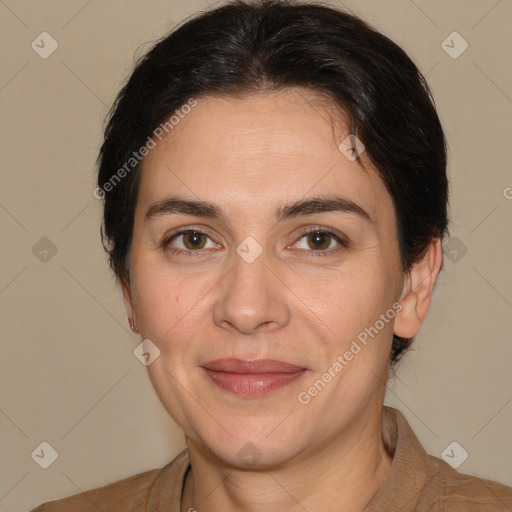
{"left": 123, "top": 87, "right": 443, "bottom": 512}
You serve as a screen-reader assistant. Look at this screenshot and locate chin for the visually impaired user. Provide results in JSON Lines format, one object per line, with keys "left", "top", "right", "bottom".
{"left": 189, "top": 419, "right": 306, "bottom": 470}
{"left": 212, "top": 441, "right": 302, "bottom": 470}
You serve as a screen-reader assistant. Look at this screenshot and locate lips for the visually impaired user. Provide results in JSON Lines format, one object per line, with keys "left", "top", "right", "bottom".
{"left": 201, "top": 358, "right": 307, "bottom": 397}
{"left": 201, "top": 358, "right": 305, "bottom": 373}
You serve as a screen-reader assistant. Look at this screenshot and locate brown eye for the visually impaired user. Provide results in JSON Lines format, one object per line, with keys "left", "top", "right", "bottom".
{"left": 181, "top": 231, "right": 207, "bottom": 250}
{"left": 163, "top": 229, "right": 221, "bottom": 257}
{"left": 306, "top": 231, "right": 332, "bottom": 250}
{"left": 292, "top": 228, "right": 346, "bottom": 257}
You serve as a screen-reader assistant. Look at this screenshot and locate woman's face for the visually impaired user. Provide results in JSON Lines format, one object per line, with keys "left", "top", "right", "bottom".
{"left": 124, "top": 87, "right": 406, "bottom": 467}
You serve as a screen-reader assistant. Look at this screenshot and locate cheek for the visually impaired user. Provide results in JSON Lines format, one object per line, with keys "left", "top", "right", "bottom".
{"left": 130, "top": 263, "right": 187, "bottom": 341}
{"left": 131, "top": 258, "right": 222, "bottom": 355}
{"left": 303, "top": 261, "right": 394, "bottom": 339}
{"left": 137, "top": 278, "right": 178, "bottom": 321}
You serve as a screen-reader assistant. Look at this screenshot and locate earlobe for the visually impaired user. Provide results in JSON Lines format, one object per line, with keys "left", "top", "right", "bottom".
{"left": 122, "top": 281, "right": 138, "bottom": 332}
{"left": 394, "top": 238, "right": 443, "bottom": 339}
{"left": 122, "top": 282, "right": 133, "bottom": 317}
{"left": 394, "top": 276, "right": 421, "bottom": 338}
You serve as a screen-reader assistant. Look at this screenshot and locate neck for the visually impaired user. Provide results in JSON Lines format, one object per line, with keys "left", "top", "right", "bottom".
{"left": 180, "top": 405, "right": 393, "bottom": 512}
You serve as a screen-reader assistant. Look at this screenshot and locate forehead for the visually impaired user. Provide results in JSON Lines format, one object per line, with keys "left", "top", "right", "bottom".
{"left": 136, "top": 88, "right": 394, "bottom": 225}
{"left": 151, "top": 88, "right": 350, "bottom": 163}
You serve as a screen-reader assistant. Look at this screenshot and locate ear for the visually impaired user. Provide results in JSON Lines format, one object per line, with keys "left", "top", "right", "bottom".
{"left": 394, "top": 238, "right": 443, "bottom": 339}
{"left": 122, "top": 281, "right": 135, "bottom": 327}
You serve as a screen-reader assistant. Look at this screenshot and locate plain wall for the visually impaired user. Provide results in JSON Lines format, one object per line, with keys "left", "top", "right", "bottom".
{"left": 0, "top": 0, "right": 511, "bottom": 510}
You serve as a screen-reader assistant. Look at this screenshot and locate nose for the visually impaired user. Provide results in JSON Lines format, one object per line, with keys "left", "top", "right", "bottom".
{"left": 212, "top": 246, "right": 291, "bottom": 335}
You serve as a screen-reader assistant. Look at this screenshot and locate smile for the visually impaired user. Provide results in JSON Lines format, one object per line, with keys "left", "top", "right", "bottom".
{"left": 201, "top": 359, "right": 307, "bottom": 397}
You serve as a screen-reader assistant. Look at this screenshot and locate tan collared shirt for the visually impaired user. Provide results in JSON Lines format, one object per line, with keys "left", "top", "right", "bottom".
{"left": 31, "top": 406, "right": 512, "bottom": 511}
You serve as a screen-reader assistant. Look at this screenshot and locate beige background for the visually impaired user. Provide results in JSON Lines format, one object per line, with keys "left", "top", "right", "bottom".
{"left": 1, "top": 0, "right": 511, "bottom": 510}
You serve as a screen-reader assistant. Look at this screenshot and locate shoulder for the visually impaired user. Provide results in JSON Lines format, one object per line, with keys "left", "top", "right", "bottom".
{"left": 29, "top": 449, "right": 189, "bottom": 512}
{"left": 381, "top": 406, "right": 512, "bottom": 511}
{"left": 29, "top": 467, "right": 161, "bottom": 512}
{"left": 427, "top": 454, "right": 512, "bottom": 511}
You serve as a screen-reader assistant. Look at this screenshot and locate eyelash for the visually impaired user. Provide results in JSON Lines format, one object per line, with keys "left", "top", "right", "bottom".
{"left": 161, "top": 226, "right": 347, "bottom": 258}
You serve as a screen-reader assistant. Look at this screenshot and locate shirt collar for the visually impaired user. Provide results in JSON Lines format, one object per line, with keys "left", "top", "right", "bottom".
{"left": 363, "top": 405, "right": 438, "bottom": 511}
{"left": 148, "top": 405, "right": 437, "bottom": 511}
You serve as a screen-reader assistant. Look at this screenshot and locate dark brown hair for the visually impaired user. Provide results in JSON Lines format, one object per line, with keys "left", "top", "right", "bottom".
{"left": 97, "top": 0, "right": 449, "bottom": 367}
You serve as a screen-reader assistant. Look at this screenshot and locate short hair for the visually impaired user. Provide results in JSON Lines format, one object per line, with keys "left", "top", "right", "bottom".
{"left": 97, "top": 0, "right": 449, "bottom": 367}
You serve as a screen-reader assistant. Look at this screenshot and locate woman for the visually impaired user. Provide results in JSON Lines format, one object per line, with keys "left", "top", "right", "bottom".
{"left": 32, "top": 0, "right": 512, "bottom": 510}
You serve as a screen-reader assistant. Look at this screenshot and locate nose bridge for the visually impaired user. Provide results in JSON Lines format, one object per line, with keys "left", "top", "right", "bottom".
{"left": 213, "top": 236, "right": 290, "bottom": 334}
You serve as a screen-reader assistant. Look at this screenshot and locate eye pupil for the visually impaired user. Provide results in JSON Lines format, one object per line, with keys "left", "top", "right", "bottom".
{"left": 308, "top": 231, "right": 330, "bottom": 250}
{"left": 184, "top": 231, "right": 206, "bottom": 250}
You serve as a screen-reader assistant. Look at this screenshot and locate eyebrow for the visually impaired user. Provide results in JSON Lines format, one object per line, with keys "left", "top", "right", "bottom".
{"left": 144, "top": 195, "right": 373, "bottom": 224}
